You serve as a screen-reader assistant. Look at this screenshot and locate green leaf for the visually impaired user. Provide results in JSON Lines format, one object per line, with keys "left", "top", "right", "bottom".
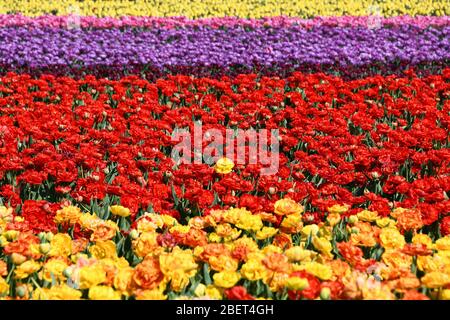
{"left": 203, "top": 263, "right": 212, "bottom": 285}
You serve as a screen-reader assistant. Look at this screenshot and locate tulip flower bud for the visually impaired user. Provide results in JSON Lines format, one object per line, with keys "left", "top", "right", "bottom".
{"left": 268, "top": 187, "right": 277, "bottom": 195}
{"left": 129, "top": 229, "right": 139, "bottom": 240}
{"left": 0, "top": 236, "right": 6, "bottom": 247}
{"left": 63, "top": 267, "right": 73, "bottom": 278}
{"left": 46, "top": 232, "right": 54, "bottom": 242}
{"left": 4, "top": 230, "right": 19, "bottom": 241}
{"left": 11, "top": 253, "right": 27, "bottom": 265}
{"left": 320, "top": 287, "right": 331, "bottom": 300}
{"left": 194, "top": 283, "right": 206, "bottom": 297}
{"left": 16, "top": 285, "right": 28, "bottom": 298}
{"left": 164, "top": 171, "right": 173, "bottom": 178}
{"left": 39, "top": 243, "right": 51, "bottom": 254}
{"left": 348, "top": 215, "right": 358, "bottom": 224}
{"left": 371, "top": 172, "right": 380, "bottom": 179}
{"left": 351, "top": 227, "right": 359, "bottom": 234}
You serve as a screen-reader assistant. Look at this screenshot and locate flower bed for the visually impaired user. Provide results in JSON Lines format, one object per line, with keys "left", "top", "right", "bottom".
{"left": 0, "top": 25, "right": 448, "bottom": 79}
{"left": 1, "top": 0, "right": 450, "bottom": 301}
{"left": 1, "top": 14, "right": 449, "bottom": 29}
{"left": 1, "top": 203, "right": 450, "bottom": 300}
{"left": 0, "top": 70, "right": 449, "bottom": 299}
{"left": 1, "top": 0, "right": 448, "bottom": 18}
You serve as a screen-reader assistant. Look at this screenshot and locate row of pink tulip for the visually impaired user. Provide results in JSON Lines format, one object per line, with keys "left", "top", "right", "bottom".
{"left": 0, "top": 14, "right": 448, "bottom": 29}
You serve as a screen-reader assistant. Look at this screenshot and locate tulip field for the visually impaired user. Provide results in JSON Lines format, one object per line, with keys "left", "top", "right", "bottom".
{"left": 0, "top": 1, "right": 449, "bottom": 301}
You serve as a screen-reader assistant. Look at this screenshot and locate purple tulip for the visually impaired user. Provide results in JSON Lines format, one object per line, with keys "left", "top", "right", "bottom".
{"left": 0, "top": 25, "right": 448, "bottom": 78}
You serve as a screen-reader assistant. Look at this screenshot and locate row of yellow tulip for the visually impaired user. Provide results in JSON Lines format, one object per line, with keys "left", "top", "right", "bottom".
{"left": 1, "top": 202, "right": 450, "bottom": 300}
{"left": 0, "top": 0, "right": 448, "bottom": 18}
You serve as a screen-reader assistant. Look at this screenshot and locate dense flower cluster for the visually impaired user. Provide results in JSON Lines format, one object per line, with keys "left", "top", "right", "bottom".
{"left": 1, "top": 0, "right": 448, "bottom": 18}
{"left": 1, "top": 201, "right": 450, "bottom": 300}
{"left": 1, "top": 14, "right": 449, "bottom": 29}
{"left": 0, "top": 70, "right": 449, "bottom": 233}
{"left": 1, "top": 0, "right": 449, "bottom": 302}
{"left": 0, "top": 25, "right": 448, "bottom": 79}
